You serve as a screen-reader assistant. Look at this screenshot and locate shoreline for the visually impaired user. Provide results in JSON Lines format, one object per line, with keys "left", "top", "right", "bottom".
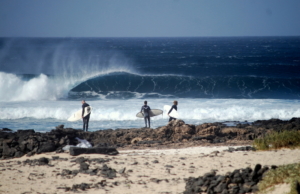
{"left": 1, "top": 118, "right": 300, "bottom": 193}
{"left": 1, "top": 118, "right": 300, "bottom": 159}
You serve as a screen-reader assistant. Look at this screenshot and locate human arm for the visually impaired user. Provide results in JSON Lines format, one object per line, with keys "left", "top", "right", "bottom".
{"left": 168, "top": 106, "right": 174, "bottom": 115}
{"left": 82, "top": 104, "right": 87, "bottom": 118}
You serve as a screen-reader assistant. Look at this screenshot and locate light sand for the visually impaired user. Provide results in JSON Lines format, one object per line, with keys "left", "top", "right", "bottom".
{"left": 1, "top": 146, "right": 300, "bottom": 194}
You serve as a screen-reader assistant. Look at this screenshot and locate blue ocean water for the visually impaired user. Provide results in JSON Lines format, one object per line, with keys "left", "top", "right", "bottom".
{"left": 0, "top": 37, "right": 300, "bottom": 132}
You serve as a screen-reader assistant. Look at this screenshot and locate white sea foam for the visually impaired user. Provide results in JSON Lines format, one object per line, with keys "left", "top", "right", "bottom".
{"left": 0, "top": 58, "right": 135, "bottom": 102}
{"left": 1, "top": 99, "right": 300, "bottom": 131}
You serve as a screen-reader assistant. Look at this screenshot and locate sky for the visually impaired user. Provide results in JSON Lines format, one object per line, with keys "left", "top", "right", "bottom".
{"left": 0, "top": 0, "right": 300, "bottom": 37}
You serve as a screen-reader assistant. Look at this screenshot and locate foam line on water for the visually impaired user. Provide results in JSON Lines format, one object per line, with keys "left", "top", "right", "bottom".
{"left": 1, "top": 99, "right": 300, "bottom": 123}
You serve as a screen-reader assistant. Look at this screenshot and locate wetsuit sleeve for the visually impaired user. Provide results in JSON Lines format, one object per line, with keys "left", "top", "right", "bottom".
{"left": 82, "top": 105, "right": 85, "bottom": 117}
{"left": 168, "top": 106, "right": 174, "bottom": 114}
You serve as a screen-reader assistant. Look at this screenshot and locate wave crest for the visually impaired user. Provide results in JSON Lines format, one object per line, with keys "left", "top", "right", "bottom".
{"left": 69, "top": 72, "right": 300, "bottom": 99}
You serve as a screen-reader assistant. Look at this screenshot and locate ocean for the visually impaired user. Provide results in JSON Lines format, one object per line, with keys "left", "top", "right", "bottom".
{"left": 0, "top": 37, "right": 300, "bottom": 132}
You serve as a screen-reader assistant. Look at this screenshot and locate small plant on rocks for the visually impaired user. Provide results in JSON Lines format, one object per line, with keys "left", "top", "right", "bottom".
{"left": 253, "top": 130, "right": 300, "bottom": 150}
{"left": 258, "top": 163, "right": 300, "bottom": 194}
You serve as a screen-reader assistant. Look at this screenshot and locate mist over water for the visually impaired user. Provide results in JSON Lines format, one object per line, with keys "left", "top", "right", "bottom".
{"left": 0, "top": 38, "right": 136, "bottom": 101}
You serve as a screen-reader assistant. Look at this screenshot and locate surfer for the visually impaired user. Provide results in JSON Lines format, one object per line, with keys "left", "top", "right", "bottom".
{"left": 141, "top": 101, "right": 151, "bottom": 128}
{"left": 82, "top": 100, "right": 91, "bottom": 131}
{"left": 168, "top": 100, "right": 178, "bottom": 122}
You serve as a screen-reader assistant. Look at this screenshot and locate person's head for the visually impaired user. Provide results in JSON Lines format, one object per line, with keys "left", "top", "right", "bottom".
{"left": 82, "top": 100, "right": 86, "bottom": 104}
{"left": 173, "top": 100, "right": 178, "bottom": 105}
{"left": 144, "top": 100, "right": 147, "bottom": 105}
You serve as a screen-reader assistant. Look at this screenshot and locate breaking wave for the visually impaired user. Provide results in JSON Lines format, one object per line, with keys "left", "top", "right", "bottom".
{"left": 69, "top": 72, "right": 300, "bottom": 99}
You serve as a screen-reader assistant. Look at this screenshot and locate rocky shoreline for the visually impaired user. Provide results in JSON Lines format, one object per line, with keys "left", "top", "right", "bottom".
{"left": 1, "top": 118, "right": 300, "bottom": 193}
{"left": 1, "top": 118, "right": 300, "bottom": 159}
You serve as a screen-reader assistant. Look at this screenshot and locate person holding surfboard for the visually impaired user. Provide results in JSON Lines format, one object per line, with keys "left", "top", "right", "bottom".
{"left": 168, "top": 100, "right": 178, "bottom": 122}
{"left": 140, "top": 101, "right": 151, "bottom": 128}
{"left": 82, "top": 100, "right": 91, "bottom": 131}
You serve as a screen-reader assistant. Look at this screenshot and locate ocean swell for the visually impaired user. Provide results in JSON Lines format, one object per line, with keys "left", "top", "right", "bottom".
{"left": 70, "top": 72, "right": 300, "bottom": 99}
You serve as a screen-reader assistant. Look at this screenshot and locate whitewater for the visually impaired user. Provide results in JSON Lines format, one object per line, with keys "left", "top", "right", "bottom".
{"left": 0, "top": 37, "right": 300, "bottom": 132}
{"left": 1, "top": 98, "right": 300, "bottom": 132}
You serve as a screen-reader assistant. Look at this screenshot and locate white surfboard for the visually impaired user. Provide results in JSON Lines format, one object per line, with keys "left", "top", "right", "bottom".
{"left": 68, "top": 106, "right": 92, "bottom": 121}
{"left": 136, "top": 109, "right": 163, "bottom": 118}
{"left": 164, "top": 105, "right": 179, "bottom": 118}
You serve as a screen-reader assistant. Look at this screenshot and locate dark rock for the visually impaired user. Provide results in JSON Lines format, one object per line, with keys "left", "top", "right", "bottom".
{"left": 72, "top": 183, "right": 90, "bottom": 191}
{"left": 56, "top": 125, "right": 64, "bottom": 129}
{"left": 2, "top": 117, "right": 300, "bottom": 159}
{"left": 251, "top": 184, "right": 259, "bottom": 192}
{"left": 296, "top": 181, "right": 300, "bottom": 193}
{"left": 226, "top": 146, "right": 255, "bottom": 152}
{"left": 38, "top": 142, "right": 56, "bottom": 153}
{"left": 74, "top": 157, "right": 87, "bottom": 164}
{"left": 17, "top": 129, "right": 35, "bottom": 136}
{"left": 89, "top": 158, "right": 110, "bottom": 164}
{"left": 1, "top": 128, "right": 13, "bottom": 132}
{"left": 99, "top": 164, "right": 116, "bottom": 179}
{"left": 94, "top": 143, "right": 112, "bottom": 147}
{"left": 150, "top": 178, "right": 162, "bottom": 183}
{"left": 52, "top": 156, "right": 59, "bottom": 160}
{"left": 214, "top": 182, "right": 227, "bottom": 193}
{"left": 271, "top": 165, "right": 278, "bottom": 170}
{"left": 251, "top": 164, "right": 262, "bottom": 182}
{"left": 80, "top": 162, "right": 89, "bottom": 171}
{"left": 118, "top": 167, "right": 126, "bottom": 174}
{"left": 69, "top": 147, "right": 119, "bottom": 156}
{"left": 165, "top": 165, "right": 174, "bottom": 168}
{"left": 221, "top": 189, "right": 229, "bottom": 194}
{"left": 14, "top": 151, "right": 24, "bottom": 158}
{"left": 23, "top": 157, "right": 50, "bottom": 166}
{"left": 183, "top": 164, "right": 271, "bottom": 194}
{"left": 242, "top": 181, "right": 256, "bottom": 192}
{"left": 38, "top": 157, "right": 49, "bottom": 165}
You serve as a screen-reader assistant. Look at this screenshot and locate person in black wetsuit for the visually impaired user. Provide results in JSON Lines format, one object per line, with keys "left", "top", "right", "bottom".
{"left": 141, "top": 101, "right": 151, "bottom": 128}
{"left": 168, "top": 100, "right": 178, "bottom": 122}
{"left": 81, "top": 100, "right": 91, "bottom": 131}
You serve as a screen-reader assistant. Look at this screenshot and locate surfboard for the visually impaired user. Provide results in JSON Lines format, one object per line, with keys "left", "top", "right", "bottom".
{"left": 136, "top": 109, "right": 163, "bottom": 118}
{"left": 164, "top": 105, "right": 179, "bottom": 118}
{"left": 68, "top": 106, "right": 92, "bottom": 121}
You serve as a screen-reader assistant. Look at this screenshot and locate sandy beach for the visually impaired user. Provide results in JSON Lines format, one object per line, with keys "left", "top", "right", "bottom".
{"left": 1, "top": 145, "right": 299, "bottom": 194}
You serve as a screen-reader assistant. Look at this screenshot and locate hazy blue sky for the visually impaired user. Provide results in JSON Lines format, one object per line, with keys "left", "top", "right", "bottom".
{"left": 0, "top": 0, "right": 299, "bottom": 37}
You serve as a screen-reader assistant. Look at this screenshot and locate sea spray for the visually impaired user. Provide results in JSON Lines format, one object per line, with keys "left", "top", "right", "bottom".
{"left": 0, "top": 40, "right": 136, "bottom": 101}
